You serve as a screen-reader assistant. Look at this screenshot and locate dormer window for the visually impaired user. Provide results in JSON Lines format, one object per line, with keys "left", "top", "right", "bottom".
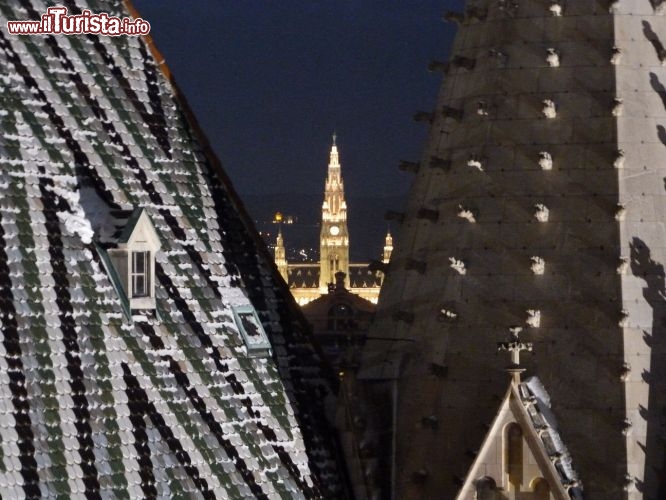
{"left": 99, "top": 208, "right": 161, "bottom": 314}
{"left": 232, "top": 305, "right": 272, "bottom": 356}
{"left": 131, "top": 251, "right": 150, "bottom": 297}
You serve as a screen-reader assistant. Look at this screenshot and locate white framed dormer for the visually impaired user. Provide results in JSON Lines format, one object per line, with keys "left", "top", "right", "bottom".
{"left": 107, "top": 208, "right": 161, "bottom": 311}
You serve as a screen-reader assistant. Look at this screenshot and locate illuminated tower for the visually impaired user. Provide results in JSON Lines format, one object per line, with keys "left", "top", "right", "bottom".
{"left": 274, "top": 228, "right": 289, "bottom": 282}
{"left": 320, "top": 133, "right": 350, "bottom": 291}
{"left": 382, "top": 230, "right": 393, "bottom": 264}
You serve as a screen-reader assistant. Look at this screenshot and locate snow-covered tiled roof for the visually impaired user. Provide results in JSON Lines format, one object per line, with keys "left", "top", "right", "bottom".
{"left": 520, "top": 377, "right": 583, "bottom": 499}
{"left": 0, "top": 0, "right": 345, "bottom": 497}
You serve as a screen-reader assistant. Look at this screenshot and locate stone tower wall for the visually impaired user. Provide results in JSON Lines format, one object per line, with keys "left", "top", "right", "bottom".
{"left": 356, "top": 0, "right": 666, "bottom": 498}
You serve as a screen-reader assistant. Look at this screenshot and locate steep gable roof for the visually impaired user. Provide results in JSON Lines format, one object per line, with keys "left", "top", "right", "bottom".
{"left": 0, "top": 0, "right": 346, "bottom": 497}
{"left": 457, "top": 377, "right": 583, "bottom": 500}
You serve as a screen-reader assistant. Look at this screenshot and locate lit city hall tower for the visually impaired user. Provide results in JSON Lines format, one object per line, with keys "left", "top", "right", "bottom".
{"left": 320, "top": 133, "right": 350, "bottom": 291}
{"left": 349, "top": 1, "right": 666, "bottom": 499}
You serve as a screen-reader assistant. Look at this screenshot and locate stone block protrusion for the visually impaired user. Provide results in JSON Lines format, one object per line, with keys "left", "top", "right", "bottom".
{"left": 405, "top": 258, "right": 427, "bottom": 274}
{"left": 546, "top": 48, "right": 560, "bottom": 67}
{"left": 614, "top": 150, "right": 625, "bottom": 169}
{"left": 620, "top": 363, "right": 631, "bottom": 381}
{"left": 534, "top": 204, "right": 549, "bottom": 222}
{"left": 488, "top": 48, "right": 509, "bottom": 68}
{"left": 442, "top": 10, "right": 464, "bottom": 25}
{"left": 414, "top": 111, "right": 435, "bottom": 123}
{"left": 411, "top": 469, "right": 428, "bottom": 484}
{"left": 467, "top": 155, "right": 484, "bottom": 171}
{"left": 549, "top": 1, "right": 563, "bottom": 16}
{"left": 451, "top": 55, "right": 476, "bottom": 71}
{"left": 429, "top": 157, "right": 452, "bottom": 171}
{"left": 531, "top": 257, "right": 545, "bottom": 275}
{"left": 393, "top": 310, "right": 415, "bottom": 324}
{"left": 621, "top": 419, "right": 633, "bottom": 436}
{"left": 457, "top": 205, "right": 476, "bottom": 223}
{"left": 449, "top": 257, "right": 467, "bottom": 275}
{"left": 428, "top": 60, "right": 449, "bottom": 73}
{"left": 611, "top": 47, "right": 622, "bottom": 65}
{"left": 619, "top": 310, "right": 630, "bottom": 328}
{"left": 651, "top": 0, "right": 666, "bottom": 15}
{"left": 499, "top": 0, "right": 519, "bottom": 18}
{"left": 617, "top": 257, "right": 629, "bottom": 275}
{"left": 539, "top": 152, "right": 553, "bottom": 170}
{"left": 612, "top": 98, "right": 623, "bottom": 117}
{"left": 442, "top": 105, "right": 464, "bottom": 122}
{"left": 429, "top": 363, "right": 448, "bottom": 377}
{"left": 439, "top": 308, "right": 458, "bottom": 322}
{"left": 421, "top": 415, "right": 439, "bottom": 429}
{"left": 385, "top": 210, "right": 405, "bottom": 223}
{"left": 466, "top": 6, "right": 487, "bottom": 22}
{"left": 399, "top": 160, "right": 420, "bottom": 173}
{"left": 542, "top": 100, "right": 557, "bottom": 119}
{"left": 526, "top": 309, "right": 541, "bottom": 328}
{"left": 417, "top": 208, "right": 439, "bottom": 222}
{"left": 615, "top": 204, "right": 626, "bottom": 221}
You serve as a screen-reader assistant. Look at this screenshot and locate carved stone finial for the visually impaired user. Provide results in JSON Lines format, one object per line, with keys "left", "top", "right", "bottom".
{"left": 546, "top": 48, "right": 560, "bottom": 67}
{"left": 457, "top": 205, "right": 476, "bottom": 223}
{"left": 611, "top": 47, "right": 622, "bottom": 65}
{"left": 449, "top": 257, "right": 467, "bottom": 275}
{"left": 539, "top": 151, "right": 553, "bottom": 170}
{"left": 498, "top": 327, "right": 533, "bottom": 382}
{"left": 612, "top": 98, "right": 624, "bottom": 117}
{"left": 467, "top": 155, "right": 484, "bottom": 171}
{"left": 614, "top": 150, "right": 625, "bottom": 169}
{"left": 526, "top": 309, "right": 541, "bottom": 328}
{"left": 534, "top": 204, "right": 549, "bottom": 222}
{"left": 615, "top": 204, "right": 626, "bottom": 221}
{"left": 531, "top": 256, "right": 545, "bottom": 275}
{"left": 542, "top": 99, "right": 557, "bottom": 119}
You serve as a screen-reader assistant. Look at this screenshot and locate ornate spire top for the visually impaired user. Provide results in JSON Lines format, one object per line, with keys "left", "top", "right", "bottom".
{"left": 498, "top": 327, "right": 533, "bottom": 383}
{"left": 329, "top": 132, "right": 340, "bottom": 169}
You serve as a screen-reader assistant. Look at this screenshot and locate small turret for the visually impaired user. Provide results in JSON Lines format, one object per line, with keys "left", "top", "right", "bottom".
{"left": 274, "top": 228, "right": 289, "bottom": 282}
{"left": 383, "top": 230, "right": 393, "bottom": 264}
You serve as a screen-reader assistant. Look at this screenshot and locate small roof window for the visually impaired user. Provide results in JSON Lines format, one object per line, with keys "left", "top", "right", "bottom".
{"left": 232, "top": 305, "right": 271, "bottom": 356}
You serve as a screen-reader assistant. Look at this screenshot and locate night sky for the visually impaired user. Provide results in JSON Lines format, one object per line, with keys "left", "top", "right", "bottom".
{"left": 131, "top": 1, "right": 462, "bottom": 256}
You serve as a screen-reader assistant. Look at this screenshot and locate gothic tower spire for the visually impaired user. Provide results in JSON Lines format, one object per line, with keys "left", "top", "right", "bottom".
{"left": 320, "top": 134, "right": 350, "bottom": 291}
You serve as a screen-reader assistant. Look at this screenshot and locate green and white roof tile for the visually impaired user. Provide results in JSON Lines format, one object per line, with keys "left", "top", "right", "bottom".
{"left": 0, "top": 0, "right": 345, "bottom": 498}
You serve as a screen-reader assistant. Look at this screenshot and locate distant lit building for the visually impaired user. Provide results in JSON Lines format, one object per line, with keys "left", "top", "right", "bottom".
{"left": 274, "top": 135, "right": 392, "bottom": 305}
{"left": 301, "top": 271, "right": 375, "bottom": 372}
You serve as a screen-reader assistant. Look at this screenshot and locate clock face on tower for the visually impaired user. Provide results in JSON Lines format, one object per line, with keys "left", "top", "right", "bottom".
{"left": 329, "top": 225, "right": 340, "bottom": 236}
